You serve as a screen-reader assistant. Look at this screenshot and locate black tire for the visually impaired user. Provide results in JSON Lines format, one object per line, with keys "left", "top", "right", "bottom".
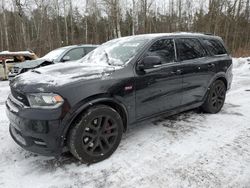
{"left": 67, "top": 105, "right": 123, "bottom": 163}
{"left": 201, "top": 80, "right": 226, "bottom": 114}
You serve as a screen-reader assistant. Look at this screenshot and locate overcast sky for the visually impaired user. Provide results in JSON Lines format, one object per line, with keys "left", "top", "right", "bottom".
{"left": 1, "top": 0, "right": 209, "bottom": 16}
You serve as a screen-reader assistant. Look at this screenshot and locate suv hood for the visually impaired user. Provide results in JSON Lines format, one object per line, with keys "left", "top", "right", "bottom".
{"left": 11, "top": 62, "right": 117, "bottom": 91}
{"left": 14, "top": 58, "right": 53, "bottom": 69}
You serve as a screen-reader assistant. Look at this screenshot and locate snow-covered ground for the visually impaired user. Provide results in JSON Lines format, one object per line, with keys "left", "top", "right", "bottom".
{"left": 0, "top": 58, "right": 250, "bottom": 188}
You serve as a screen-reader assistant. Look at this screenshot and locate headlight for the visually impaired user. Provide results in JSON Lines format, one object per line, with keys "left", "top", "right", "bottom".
{"left": 11, "top": 67, "right": 15, "bottom": 73}
{"left": 27, "top": 93, "right": 64, "bottom": 109}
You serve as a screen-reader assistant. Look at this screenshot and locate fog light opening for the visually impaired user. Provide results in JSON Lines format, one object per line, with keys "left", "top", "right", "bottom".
{"left": 34, "top": 140, "right": 47, "bottom": 147}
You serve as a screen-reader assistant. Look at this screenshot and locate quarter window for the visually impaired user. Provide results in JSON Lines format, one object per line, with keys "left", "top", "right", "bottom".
{"left": 203, "top": 39, "right": 227, "bottom": 55}
{"left": 177, "top": 38, "right": 206, "bottom": 61}
{"left": 146, "top": 39, "right": 175, "bottom": 64}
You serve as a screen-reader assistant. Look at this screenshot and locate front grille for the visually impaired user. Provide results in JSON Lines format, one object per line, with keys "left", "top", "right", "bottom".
{"left": 11, "top": 88, "right": 30, "bottom": 106}
{"left": 12, "top": 67, "right": 20, "bottom": 73}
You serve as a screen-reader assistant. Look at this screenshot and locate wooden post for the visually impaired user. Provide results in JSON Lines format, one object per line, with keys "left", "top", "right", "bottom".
{"left": 3, "top": 59, "right": 7, "bottom": 80}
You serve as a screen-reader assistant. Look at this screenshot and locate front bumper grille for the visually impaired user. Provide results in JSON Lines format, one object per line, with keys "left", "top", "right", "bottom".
{"left": 6, "top": 106, "right": 63, "bottom": 156}
{"left": 10, "top": 125, "right": 48, "bottom": 148}
{"left": 12, "top": 67, "right": 20, "bottom": 73}
{"left": 11, "top": 67, "right": 21, "bottom": 74}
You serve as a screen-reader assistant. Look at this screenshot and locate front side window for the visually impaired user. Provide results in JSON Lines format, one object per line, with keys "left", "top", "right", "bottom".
{"left": 203, "top": 39, "right": 227, "bottom": 55}
{"left": 64, "top": 48, "right": 84, "bottom": 61}
{"left": 146, "top": 39, "right": 175, "bottom": 64}
{"left": 42, "top": 48, "right": 67, "bottom": 60}
{"left": 177, "top": 38, "right": 206, "bottom": 61}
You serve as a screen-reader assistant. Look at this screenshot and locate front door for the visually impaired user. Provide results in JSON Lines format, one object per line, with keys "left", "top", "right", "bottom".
{"left": 135, "top": 38, "right": 183, "bottom": 120}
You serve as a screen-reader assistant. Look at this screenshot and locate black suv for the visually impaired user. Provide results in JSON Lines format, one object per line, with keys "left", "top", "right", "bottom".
{"left": 6, "top": 33, "right": 233, "bottom": 163}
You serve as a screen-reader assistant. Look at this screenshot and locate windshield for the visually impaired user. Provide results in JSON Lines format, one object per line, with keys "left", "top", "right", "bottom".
{"left": 42, "top": 48, "right": 67, "bottom": 60}
{"left": 80, "top": 37, "right": 150, "bottom": 66}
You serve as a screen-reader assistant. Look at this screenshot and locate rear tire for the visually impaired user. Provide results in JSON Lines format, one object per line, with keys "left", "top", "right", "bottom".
{"left": 67, "top": 105, "right": 123, "bottom": 163}
{"left": 201, "top": 80, "right": 226, "bottom": 114}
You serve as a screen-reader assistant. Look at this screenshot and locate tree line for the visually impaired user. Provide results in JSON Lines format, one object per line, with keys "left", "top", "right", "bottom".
{"left": 0, "top": 0, "right": 249, "bottom": 57}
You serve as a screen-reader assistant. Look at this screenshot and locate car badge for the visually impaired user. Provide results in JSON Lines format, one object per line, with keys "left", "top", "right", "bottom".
{"left": 124, "top": 85, "right": 133, "bottom": 91}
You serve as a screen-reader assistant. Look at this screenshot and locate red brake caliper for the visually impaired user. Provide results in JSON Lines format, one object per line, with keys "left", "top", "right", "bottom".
{"left": 105, "top": 120, "right": 112, "bottom": 134}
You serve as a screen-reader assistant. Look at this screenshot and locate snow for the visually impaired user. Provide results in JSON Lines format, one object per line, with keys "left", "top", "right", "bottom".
{"left": 1, "top": 58, "right": 250, "bottom": 187}
{"left": 0, "top": 51, "right": 34, "bottom": 56}
{"left": 80, "top": 36, "right": 149, "bottom": 66}
{"left": 14, "top": 62, "right": 116, "bottom": 86}
{"left": 42, "top": 48, "right": 68, "bottom": 60}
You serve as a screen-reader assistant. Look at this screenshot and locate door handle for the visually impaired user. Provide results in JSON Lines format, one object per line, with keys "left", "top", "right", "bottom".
{"left": 176, "top": 69, "right": 182, "bottom": 75}
{"left": 170, "top": 69, "right": 182, "bottom": 75}
{"left": 208, "top": 63, "right": 215, "bottom": 68}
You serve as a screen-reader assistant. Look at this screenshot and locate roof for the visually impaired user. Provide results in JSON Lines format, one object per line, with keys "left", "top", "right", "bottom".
{"left": 77, "top": 44, "right": 100, "bottom": 47}
{"left": 58, "top": 44, "right": 99, "bottom": 50}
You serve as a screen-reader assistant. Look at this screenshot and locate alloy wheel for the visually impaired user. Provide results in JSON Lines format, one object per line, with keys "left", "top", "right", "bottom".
{"left": 82, "top": 116, "right": 118, "bottom": 156}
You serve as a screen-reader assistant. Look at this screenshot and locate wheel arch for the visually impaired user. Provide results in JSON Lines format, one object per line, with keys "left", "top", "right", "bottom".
{"left": 62, "top": 94, "right": 128, "bottom": 143}
{"left": 215, "top": 76, "right": 228, "bottom": 89}
{"left": 202, "top": 73, "right": 228, "bottom": 102}
{"left": 209, "top": 73, "right": 228, "bottom": 90}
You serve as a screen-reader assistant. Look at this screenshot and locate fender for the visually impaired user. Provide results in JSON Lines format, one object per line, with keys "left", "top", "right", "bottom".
{"left": 207, "top": 72, "right": 228, "bottom": 90}
{"left": 201, "top": 72, "right": 228, "bottom": 102}
{"left": 60, "top": 94, "right": 129, "bottom": 142}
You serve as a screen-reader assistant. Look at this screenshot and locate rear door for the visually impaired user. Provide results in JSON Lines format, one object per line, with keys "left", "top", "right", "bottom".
{"left": 202, "top": 38, "right": 232, "bottom": 89}
{"left": 176, "top": 37, "right": 216, "bottom": 106}
{"left": 135, "top": 38, "right": 183, "bottom": 120}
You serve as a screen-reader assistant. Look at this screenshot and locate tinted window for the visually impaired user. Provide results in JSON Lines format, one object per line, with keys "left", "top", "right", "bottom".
{"left": 84, "top": 47, "right": 96, "bottom": 55}
{"left": 177, "top": 38, "right": 206, "bottom": 61}
{"left": 203, "top": 39, "right": 227, "bottom": 55}
{"left": 64, "top": 48, "right": 84, "bottom": 61}
{"left": 146, "top": 39, "right": 175, "bottom": 64}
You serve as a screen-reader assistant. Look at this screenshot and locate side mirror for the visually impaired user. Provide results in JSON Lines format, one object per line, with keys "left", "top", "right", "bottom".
{"left": 62, "top": 56, "right": 70, "bottom": 62}
{"left": 138, "top": 56, "right": 162, "bottom": 70}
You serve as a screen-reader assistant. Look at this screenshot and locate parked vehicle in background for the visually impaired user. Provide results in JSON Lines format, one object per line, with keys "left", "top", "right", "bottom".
{"left": 8, "top": 45, "right": 98, "bottom": 80}
{"left": 6, "top": 33, "right": 232, "bottom": 163}
{"left": 0, "top": 51, "right": 38, "bottom": 80}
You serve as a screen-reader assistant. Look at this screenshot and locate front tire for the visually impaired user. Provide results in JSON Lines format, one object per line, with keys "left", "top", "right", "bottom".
{"left": 201, "top": 80, "right": 226, "bottom": 114}
{"left": 68, "top": 105, "right": 123, "bottom": 163}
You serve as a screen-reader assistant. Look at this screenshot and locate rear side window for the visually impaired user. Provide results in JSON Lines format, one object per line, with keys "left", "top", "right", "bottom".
{"left": 64, "top": 48, "right": 84, "bottom": 61}
{"left": 146, "top": 39, "right": 175, "bottom": 64}
{"left": 202, "top": 39, "right": 227, "bottom": 55}
{"left": 176, "top": 38, "right": 206, "bottom": 61}
{"left": 84, "top": 47, "right": 96, "bottom": 55}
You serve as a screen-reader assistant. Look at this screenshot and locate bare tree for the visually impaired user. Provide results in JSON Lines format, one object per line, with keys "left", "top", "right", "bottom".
{"left": 63, "top": 0, "right": 69, "bottom": 45}
{"left": 0, "top": 0, "right": 249, "bottom": 56}
{"left": 103, "top": 0, "right": 122, "bottom": 38}
{"left": 1, "top": 0, "right": 9, "bottom": 50}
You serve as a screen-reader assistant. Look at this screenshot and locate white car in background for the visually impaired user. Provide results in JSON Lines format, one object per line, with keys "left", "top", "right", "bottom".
{"left": 0, "top": 51, "right": 38, "bottom": 80}
{"left": 8, "top": 45, "right": 98, "bottom": 81}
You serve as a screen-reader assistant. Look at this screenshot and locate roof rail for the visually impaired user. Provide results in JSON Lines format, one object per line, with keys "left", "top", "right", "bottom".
{"left": 77, "top": 44, "right": 99, "bottom": 46}
{"left": 204, "top": 33, "right": 214, "bottom": 36}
